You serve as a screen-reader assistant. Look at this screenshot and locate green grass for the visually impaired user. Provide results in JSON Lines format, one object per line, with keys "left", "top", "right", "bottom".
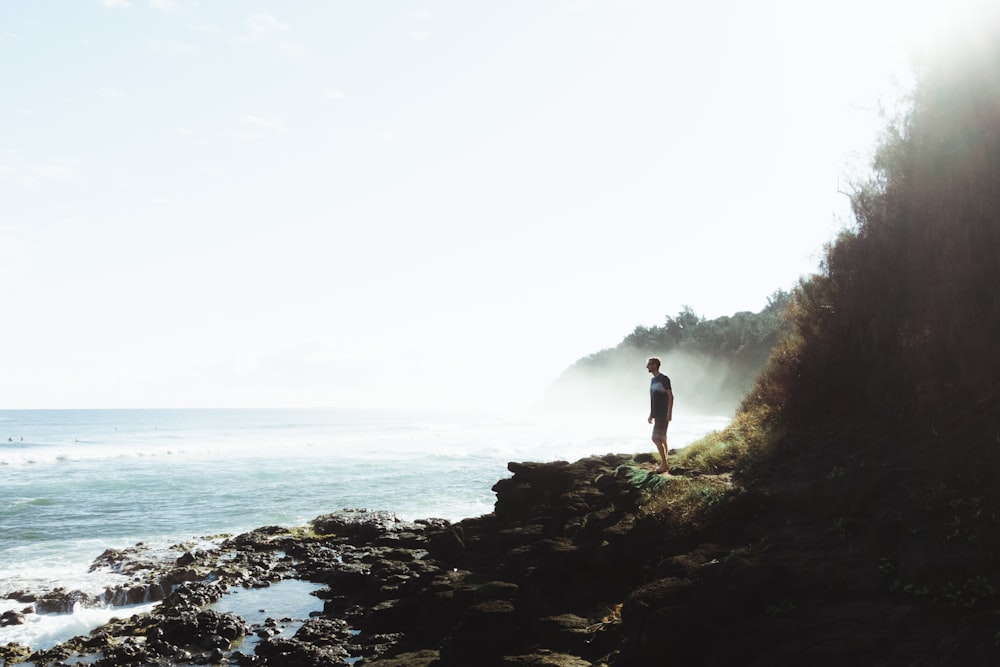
{"left": 672, "top": 406, "right": 776, "bottom": 475}
{"left": 620, "top": 407, "right": 774, "bottom": 532}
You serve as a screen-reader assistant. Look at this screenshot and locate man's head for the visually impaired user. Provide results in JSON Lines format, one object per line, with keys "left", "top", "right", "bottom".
{"left": 646, "top": 357, "right": 661, "bottom": 374}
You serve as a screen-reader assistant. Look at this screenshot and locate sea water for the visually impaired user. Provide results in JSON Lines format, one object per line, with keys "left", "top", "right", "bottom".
{"left": 0, "top": 408, "right": 729, "bottom": 651}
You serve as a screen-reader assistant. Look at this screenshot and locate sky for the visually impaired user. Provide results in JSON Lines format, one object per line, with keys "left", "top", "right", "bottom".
{"left": 0, "top": 1, "right": 977, "bottom": 410}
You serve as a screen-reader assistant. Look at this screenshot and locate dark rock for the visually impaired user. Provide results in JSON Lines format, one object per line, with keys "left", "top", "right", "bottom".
{"left": 293, "top": 617, "right": 353, "bottom": 646}
{"left": 6, "top": 590, "right": 36, "bottom": 603}
{"left": 0, "top": 609, "right": 25, "bottom": 626}
{"left": 364, "top": 649, "right": 438, "bottom": 667}
{"left": 473, "top": 580, "right": 519, "bottom": 602}
{"left": 0, "top": 643, "right": 31, "bottom": 664}
{"left": 92, "top": 637, "right": 159, "bottom": 667}
{"left": 315, "top": 561, "right": 374, "bottom": 595}
{"left": 426, "top": 526, "right": 466, "bottom": 563}
{"left": 532, "top": 614, "right": 593, "bottom": 655}
{"left": 363, "top": 649, "right": 440, "bottom": 666}
{"left": 498, "top": 651, "right": 591, "bottom": 666}
{"left": 175, "top": 580, "right": 227, "bottom": 607}
{"left": 223, "top": 525, "right": 294, "bottom": 552}
{"left": 255, "top": 636, "right": 350, "bottom": 666}
{"left": 38, "top": 448, "right": 990, "bottom": 666}
{"left": 35, "top": 588, "right": 99, "bottom": 614}
{"left": 364, "top": 597, "right": 421, "bottom": 633}
{"left": 176, "top": 549, "right": 199, "bottom": 566}
{"left": 230, "top": 649, "right": 261, "bottom": 665}
{"left": 154, "top": 608, "right": 248, "bottom": 651}
{"left": 312, "top": 509, "right": 414, "bottom": 538}
{"left": 439, "top": 600, "right": 521, "bottom": 665}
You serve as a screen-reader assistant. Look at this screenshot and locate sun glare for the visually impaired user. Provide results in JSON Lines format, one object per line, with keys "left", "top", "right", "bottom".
{"left": 889, "top": 0, "right": 1000, "bottom": 68}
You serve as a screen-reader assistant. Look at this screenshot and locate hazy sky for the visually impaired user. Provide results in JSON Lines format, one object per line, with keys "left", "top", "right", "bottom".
{"left": 0, "top": 1, "right": 968, "bottom": 410}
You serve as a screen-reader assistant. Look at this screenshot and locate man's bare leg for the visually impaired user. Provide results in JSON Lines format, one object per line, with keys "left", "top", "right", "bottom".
{"left": 654, "top": 437, "right": 669, "bottom": 474}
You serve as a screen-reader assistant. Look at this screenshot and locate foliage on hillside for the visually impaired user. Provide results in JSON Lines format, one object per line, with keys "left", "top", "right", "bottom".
{"left": 635, "top": 31, "right": 1000, "bottom": 653}
{"left": 622, "top": 290, "right": 790, "bottom": 371}
{"left": 744, "top": 36, "right": 1000, "bottom": 430}
{"left": 545, "top": 293, "right": 790, "bottom": 415}
{"left": 661, "top": 15, "right": 1000, "bottom": 530}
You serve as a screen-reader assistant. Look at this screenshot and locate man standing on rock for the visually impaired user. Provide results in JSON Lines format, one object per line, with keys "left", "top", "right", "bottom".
{"left": 646, "top": 357, "right": 674, "bottom": 474}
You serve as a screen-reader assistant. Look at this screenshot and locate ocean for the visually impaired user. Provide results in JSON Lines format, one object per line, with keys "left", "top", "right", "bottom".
{"left": 0, "top": 407, "right": 729, "bottom": 652}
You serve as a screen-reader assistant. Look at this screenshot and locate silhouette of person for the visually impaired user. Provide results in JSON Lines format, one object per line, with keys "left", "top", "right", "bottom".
{"left": 646, "top": 357, "right": 674, "bottom": 474}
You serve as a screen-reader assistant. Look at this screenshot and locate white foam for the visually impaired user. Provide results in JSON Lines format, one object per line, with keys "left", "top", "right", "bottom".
{"left": 0, "top": 600, "right": 157, "bottom": 652}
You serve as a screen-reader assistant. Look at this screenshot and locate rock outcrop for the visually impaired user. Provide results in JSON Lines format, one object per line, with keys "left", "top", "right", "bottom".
{"left": 7, "top": 449, "right": 999, "bottom": 666}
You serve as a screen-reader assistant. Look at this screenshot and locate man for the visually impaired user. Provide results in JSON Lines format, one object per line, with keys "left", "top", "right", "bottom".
{"left": 646, "top": 357, "right": 674, "bottom": 474}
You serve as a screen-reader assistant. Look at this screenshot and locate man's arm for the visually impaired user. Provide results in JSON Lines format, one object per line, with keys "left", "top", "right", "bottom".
{"left": 649, "top": 385, "right": 655, "bottom": 423}
{"left": 667, "top": 389, "right": 674, "bottom": 421}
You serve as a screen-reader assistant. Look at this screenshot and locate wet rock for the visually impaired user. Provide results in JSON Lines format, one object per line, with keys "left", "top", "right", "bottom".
{"left": 255, "top": 635, "right": 350, "bottom": 666}
{"left": 0, "top": 609, "right": 25, "bottom": 626}
{"left": 293, "top": 617, "right": 353, "bottom": 646}
{"left": 532, "top": 614, "right": 597, "bottom": 656}
{"left": 439, "top": 600, "right": 522, "bottom": 665}
{"left": 31, "top": 642, "right": 81, "bottom": 666}
{"left": 92, "top": 636, "right": 160, "bottom": 666}
{"left": 34, "top": 588, "right": 99, "bottom": 613}
{"left": 158, "top": 581, "right": 228, "bottom": 613}
{"left": 223, "top": 525, "right": 294, "bottom": 552}
{"left": 176, "top": 549, "right": 207, "bottom": 566}
{"left": 5, "top": 590, "right": 36, "bottom": 603}
{"left": 426, "top": 525, "right": 466, "bottom": 562}
{"left": 89, "top": 547, "right": 132, "bottom": 572}
{"left": 154, "top": 608, "right": 248, "bottom": 650}
{"left": 314, "top": 561, "right": 374, "bottom": 595}
{"left": 363, "top": 649, "right": 440, "bottom": 666}
{"left": 364, "top": 597, "right": 422, "bottom": 633}
{"left": 230, "top": 649, "right": 261, "bottom": 665}
{"left": 255, "top": 620, "right": 283, "bottom": 638}
{"left": 499, "top": 651, "right": 592, "bottom": 666}
{"left": 0, "top": 642, "right": 32, "bottom": 663}
{"left": 14, "top": 454, "right": 651, "bottom": 665}
{"left": 312, "top": 509, "right": 415, "bottom": 539}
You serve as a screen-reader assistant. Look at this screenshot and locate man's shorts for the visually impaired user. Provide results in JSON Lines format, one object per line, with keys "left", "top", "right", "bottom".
{"left": 652, "top": 417, "right": 669, "bottom": 440}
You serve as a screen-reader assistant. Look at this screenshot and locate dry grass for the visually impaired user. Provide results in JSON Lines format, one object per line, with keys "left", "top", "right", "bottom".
{"left": 632, "top": 407, "right": 775, "bottom": 531}
{"left": 672, "top": 406, "right": 776, "bottom": 475}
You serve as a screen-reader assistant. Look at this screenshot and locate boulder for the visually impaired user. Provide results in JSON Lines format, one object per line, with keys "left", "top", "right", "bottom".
{"left": 312, "top": 509, "right": 415, "bottom": 538}
{"left": 254, "top": 636, "right": 350, "bottom": 666}
{"left": 0, "top": 609, "right": 25, "bottom": 626}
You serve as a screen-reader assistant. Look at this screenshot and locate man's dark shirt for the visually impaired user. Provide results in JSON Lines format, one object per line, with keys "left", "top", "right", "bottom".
{"left": 650, "top": 373, "right": 672, "bottom": 418}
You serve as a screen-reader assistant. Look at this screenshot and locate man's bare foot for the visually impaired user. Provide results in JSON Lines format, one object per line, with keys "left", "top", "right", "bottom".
{"left": 655, "top": 466, "right": 669, "bottom": 474}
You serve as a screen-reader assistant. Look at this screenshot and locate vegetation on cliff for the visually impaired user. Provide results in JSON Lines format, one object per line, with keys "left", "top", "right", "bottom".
{"left": 631, "top": 19, "right": 1000, "bottom": 663}
{"left": 745, "top": 52, "right": 1000, "bottom": 428}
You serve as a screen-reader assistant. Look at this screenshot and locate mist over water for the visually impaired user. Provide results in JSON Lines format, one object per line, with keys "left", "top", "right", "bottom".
{"left": 541, "top": 350, "right": 751, "bottom": 417}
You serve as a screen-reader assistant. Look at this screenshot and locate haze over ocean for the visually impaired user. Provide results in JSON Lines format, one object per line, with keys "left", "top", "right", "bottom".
{"left": 0, "top": 0, "right": 937, "bottom": 412}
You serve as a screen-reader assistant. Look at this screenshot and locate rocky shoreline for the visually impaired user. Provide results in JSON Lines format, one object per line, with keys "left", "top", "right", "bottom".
{"left": 5, "top": 447, "right": 998, "bottom": 666}
{"left": 3, "top": 454, "right": 665, "bottom": 666}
